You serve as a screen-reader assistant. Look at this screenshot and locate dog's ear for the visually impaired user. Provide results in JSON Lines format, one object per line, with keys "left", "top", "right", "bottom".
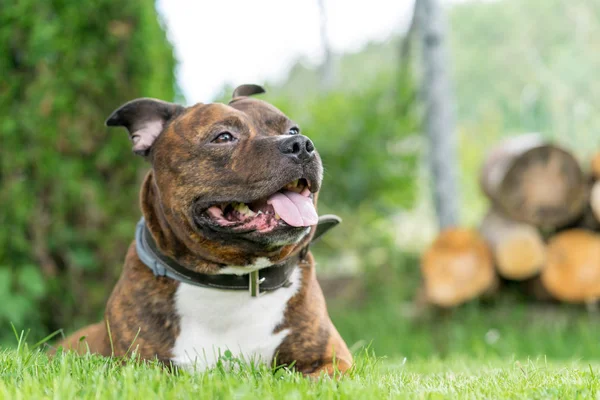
{"left": 105, "top": 98, "right": 184, "bottom": 156}
{"left": 310, "top": 214, "right": 342, "bottom": 244}
{"left": 232, "top": 84, "right": 266, "bottom": 98}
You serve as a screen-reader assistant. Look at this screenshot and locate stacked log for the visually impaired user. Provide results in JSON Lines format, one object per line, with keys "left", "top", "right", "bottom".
{"left": 541, "top": 230, "right": 600, "bottom": 303}
{"left": 479, "top": 134, "right": 587, "bottom": 229}
{"left": 421, "top": 228, "right": 496, "bottom": 307}
{"left": 479, "top": 209, "right": 545, "bottom": 280}
{"left": 420, "top": 135, "right": 600, "bottom": 307}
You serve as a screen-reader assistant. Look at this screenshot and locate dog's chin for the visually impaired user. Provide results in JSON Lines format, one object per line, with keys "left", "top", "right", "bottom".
{"left": 192, "top": 178, "right": 316, "bottom": 248}
{"left": 207, "top": 224, "right": 311, "bottom": 248}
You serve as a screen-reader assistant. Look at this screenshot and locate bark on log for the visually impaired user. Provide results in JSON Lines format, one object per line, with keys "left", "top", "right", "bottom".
{"left": 480, "top": 135, "right": 586, "bottom": 229}
{"left": 421, "top": 228, "right": 497, "bottom": 307}
{"left": 541, "top": 229, "right": 600, "bottom": 303}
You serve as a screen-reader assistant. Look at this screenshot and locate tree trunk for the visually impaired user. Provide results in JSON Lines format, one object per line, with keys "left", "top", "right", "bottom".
{"left": 479, "top": 208, "right": 546, "bottom": 280}
{"left": 541, "top": 229, "right": 600, "bottom": 303}
{"left": 421, "top": 228, "right": 497, "bottom": 307}
{"left": 416, "top": 0, "right": 459, "bottom": 229}
{"left": 317, "top": 0, "right": 334, "bottom": 91}
{"left": 479, "top": 135, "right": 586, "bottom": 229}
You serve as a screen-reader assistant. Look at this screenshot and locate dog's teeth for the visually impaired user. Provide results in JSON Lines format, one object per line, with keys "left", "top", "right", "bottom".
{"left": 233, "top": 202, "right": 255, "bottom": 217}
{"left": 285, "top": 180, "right": 299, "bottom": 190}
{"left": 285, "top": 179, "right": 306, "bottom": 193}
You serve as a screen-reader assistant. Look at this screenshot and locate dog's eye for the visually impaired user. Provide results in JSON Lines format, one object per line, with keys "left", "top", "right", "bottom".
{"left": 212, "top": 132, "right": 235, "bottom": 143}
{"left": 288, "top": 127, "right": 300, "bottom": 135}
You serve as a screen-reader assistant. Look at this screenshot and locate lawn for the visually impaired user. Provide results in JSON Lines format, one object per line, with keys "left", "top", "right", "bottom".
{"left": 3, "top": 300, "right": 600, "bottom": 399}
{"left": 1, "top": 349, "right": 599, "bottom": 399}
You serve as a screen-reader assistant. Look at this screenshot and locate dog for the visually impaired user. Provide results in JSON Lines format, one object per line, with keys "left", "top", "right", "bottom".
{"left": 57, "top": 84, "right": 352, "bottom": 377}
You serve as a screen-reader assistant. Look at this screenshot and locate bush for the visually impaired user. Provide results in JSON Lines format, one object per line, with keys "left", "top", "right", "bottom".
{"left": 0, "top": 1, "right": 177, "bottom": 344}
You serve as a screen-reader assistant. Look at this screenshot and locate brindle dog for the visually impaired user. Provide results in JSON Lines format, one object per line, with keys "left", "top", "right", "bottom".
{"left": 57, "top": 85, "right": 352, "bottom": 377}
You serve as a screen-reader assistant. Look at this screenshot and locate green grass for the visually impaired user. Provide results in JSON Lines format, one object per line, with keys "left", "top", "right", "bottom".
{"left": 333, "top": 301, "right": 600, "bottom": 360}
{"left": 2, "top": 349, "right": 600, "bottom": 399}
{"left": 3, "top": 302, "right": 600, "bottom": 399}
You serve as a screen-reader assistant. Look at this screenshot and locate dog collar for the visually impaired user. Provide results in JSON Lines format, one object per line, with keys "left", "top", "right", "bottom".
{"left": 135, "top": 218, "right": 297, "bottom": 296}
{"left": 135, "top": 215, "right": 340, "bottom": 297}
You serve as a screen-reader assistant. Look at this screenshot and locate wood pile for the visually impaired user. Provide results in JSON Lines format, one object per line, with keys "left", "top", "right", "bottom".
{"left": 421, "top": 134, "right": 600, "bottom": 307}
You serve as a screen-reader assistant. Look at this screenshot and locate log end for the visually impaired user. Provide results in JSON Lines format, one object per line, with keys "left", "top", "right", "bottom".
{"left": 421, "top": 228, "right": 496, "bottom": 307}
{"left": 496, "top": 145, "right": 586, "bottom": 228}
{"left": 541, "top": 229, "right": 600, "bottom": 303}
{"left": 495, "top": 229, "right": 546, "bottom": 280}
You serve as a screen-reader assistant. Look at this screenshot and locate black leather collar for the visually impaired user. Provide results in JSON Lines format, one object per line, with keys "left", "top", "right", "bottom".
{"left": 135, "top": 215, "right": 340, "bottom": 296}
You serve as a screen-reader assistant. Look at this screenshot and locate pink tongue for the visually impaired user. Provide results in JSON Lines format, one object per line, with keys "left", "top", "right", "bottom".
{"left": 267, "top": 191, "right": 318, "bottom": 227}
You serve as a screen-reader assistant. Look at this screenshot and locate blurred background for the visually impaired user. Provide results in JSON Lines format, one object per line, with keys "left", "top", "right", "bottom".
{"left": 2, "top": 0, "right": 600, "bottom": 362}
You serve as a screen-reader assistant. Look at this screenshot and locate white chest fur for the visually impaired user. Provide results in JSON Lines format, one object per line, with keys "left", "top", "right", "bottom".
{"left": 170, "top": 267, "right": 301, "bottom": 371}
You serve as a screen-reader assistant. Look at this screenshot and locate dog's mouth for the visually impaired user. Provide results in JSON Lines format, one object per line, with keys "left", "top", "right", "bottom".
{"left": 198, "top": 178, "right": 317, "bottom": 234}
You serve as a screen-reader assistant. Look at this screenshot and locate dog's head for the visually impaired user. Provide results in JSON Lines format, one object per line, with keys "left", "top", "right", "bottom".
{"left": 106, "top": 85, "right": 323, "bottom": 269}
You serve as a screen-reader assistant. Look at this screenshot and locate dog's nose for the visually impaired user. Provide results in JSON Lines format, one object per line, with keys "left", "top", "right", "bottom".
{"left": 278, "top": 135, "right": 315, "bottom": 162}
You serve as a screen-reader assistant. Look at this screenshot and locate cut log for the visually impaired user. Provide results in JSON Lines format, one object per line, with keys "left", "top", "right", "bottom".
{"left": 480, "top": 135, "right": 587, "bottom": 229}
{"left": 479, "top": 209, "right": 546, "bottom": 280}
{"left": 541, "top": 229, "right": 600, "bottom": 303}
{"left": 421, "top": 228, "right": 496, "bottom": 307}
{"left": 591, "top": 152, "right": 600, "bottom": 180}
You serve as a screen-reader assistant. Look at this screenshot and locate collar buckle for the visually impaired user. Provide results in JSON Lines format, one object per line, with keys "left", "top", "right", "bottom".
{"left": 249, "top": 270, "right": 266, "bottom": 297}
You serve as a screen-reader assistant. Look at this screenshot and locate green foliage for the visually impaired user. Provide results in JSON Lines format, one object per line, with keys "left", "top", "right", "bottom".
{"left": 0, "top": 1, "right": 176, "bottom": 344}
{"left": 335, "top": 296, "right": 600, "bottom": 361}
{"left": 450, "top": 0, "right": 600, "bottom": 152}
